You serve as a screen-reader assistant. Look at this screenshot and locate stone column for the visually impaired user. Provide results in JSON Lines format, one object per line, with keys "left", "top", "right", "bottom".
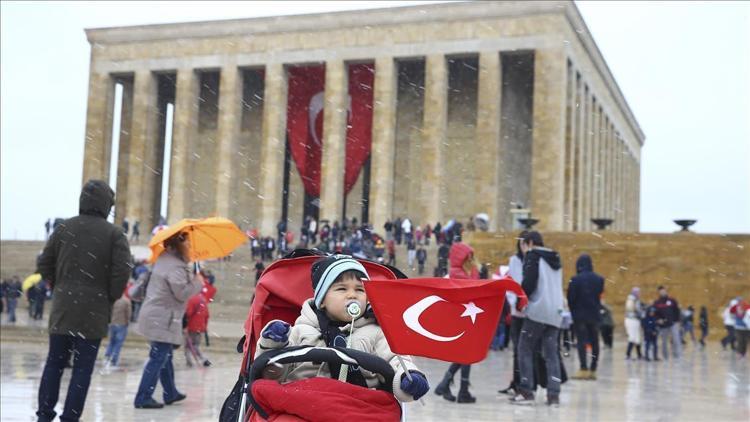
{"left": 319, "top": 60, "right": 348, "bottom": 223}
{"left": 563, "top": 62, "right": 576, "bottom": 231}
{"left": 581, "top": 88, "right": 593, "bottom": 231}
{"left": 602, "top": 120, "right": 609, "bottom": 220}
{"left": 168, "top": 68, "right": 198, "bottom": 223}
{"left": 591, "top": 103, "right": 601, "bottom": 221}
{"left": 602, "top": 120, "right": 612, "bottom": 218}
{"left": 624, "top": 151, "right": 631, "bottom": 231}
{"left": 81, "top": 72, "right": 115, "bottom": 184}
{"left": 476, "top": 51, "right": 503, "bottom": 230}
{"left": 114, "top": 78, "right": 134, "bottom": 224}
{"left": 126, "top": 70, "right": 158, "bottom": 230}
{"left": 574, "top": 80, "right": 586, "bottom": 231}
{"left": 215, "top": 65, "right": 241, "bottom": 219}
{"left": 635, "top": 156, "right": 641, "bottom": 231}
{"left": 607, "top": 123, "right": 617, "bottom": 218}
{"left": 369, "top": 57, "right": 398, "bottom": 232}
{"left": 421, "top": 54, "right": 448, "bottom": 225}
{"left": 258, "top": 63, "right": 289, "bottom": 236}
{"left": 630, "top": 155, "right": 638, "bottom": 232}
{"left": 530, "top": 48, "right": 567, "bottom": 231}
{"left": 615, "top": 140, "right": 624, "bottom": 231}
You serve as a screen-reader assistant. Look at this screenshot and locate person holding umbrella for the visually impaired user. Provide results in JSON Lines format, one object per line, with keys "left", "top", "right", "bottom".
{"left": 133, "top": 231, "right": 202, "bottom": 409}
{"left": 134, "top": 217, "right": 247, "bottom": 409}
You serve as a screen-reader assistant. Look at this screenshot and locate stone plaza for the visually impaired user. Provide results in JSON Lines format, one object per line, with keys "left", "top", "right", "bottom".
{"left": 81, "top": 1, "right": 643, "bottom": 235}
{"left": 1, "top": 335, "right": 748, "bottom": 421}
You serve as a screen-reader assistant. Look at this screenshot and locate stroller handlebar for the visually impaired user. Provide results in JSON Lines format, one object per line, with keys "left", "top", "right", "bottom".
{"left": 250, "top": 345, "right": 396, "bottom": 389}
{"left": 246, "top": 345, "right": 397, "bottom": 420}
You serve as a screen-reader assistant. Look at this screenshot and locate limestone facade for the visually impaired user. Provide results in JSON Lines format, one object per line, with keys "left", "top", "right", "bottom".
{"left": 82, "top": 1, "right": 644, "bottom": 235}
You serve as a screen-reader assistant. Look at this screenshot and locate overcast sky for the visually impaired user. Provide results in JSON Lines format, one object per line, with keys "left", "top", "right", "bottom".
{"left": 1, "top": 1, "right": 749, "bottom": 240}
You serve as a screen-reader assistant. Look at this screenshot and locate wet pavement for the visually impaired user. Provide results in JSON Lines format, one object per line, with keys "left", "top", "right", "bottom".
{"left": 1, "top": 338, "right": 748, "bottom": 421}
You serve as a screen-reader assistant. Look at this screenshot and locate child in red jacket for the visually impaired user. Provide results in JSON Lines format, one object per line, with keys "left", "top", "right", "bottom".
{"left": 184, "top": 287, "right": 214, "bottom": 367}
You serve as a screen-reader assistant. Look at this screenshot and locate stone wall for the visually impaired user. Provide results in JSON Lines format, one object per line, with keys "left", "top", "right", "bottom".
{"left": 466, "top": 231, "right": 750, "bottom": 339}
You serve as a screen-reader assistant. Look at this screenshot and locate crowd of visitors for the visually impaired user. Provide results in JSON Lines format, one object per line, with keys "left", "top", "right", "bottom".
{"left": 6, "top": 188, "right": 745, "bottom": 420}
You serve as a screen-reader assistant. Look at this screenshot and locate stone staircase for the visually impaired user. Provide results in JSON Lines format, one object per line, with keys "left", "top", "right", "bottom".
{"left": 0, "top": 238, "right": 442, "bottom": 352}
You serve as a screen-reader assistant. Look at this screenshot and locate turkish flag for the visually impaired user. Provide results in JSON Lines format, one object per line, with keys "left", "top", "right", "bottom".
{"left": 364, "top": 277, "right": 526, "bottom": 364}
{"left": 286, "top": 64, "right": 374, "bottom": 198}
{"left": 287, "top": 65, "right": 326, "bottom": 197}
{"left": 343, "top": 63, "right": 374, "bottom": 195}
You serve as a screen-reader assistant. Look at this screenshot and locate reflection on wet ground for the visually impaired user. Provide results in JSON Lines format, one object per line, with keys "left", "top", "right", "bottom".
{"left": 1, "top": 339, "right": 748, "bottom": 421}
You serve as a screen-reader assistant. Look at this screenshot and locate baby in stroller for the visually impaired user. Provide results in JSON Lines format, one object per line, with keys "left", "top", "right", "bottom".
{"left": 255, "top": 254, "right": 430, "bottom": 404}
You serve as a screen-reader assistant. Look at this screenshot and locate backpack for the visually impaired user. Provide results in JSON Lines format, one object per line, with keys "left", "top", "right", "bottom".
{"left": 128, "top": 270, "right": 152, "bottom": 302}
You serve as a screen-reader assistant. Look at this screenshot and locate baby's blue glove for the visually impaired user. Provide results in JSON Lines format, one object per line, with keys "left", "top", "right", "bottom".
{"left": 261, "top": 321, "right": 290, "bottom": 343}
{"left": 400, "top": 371, "right": 429, "bottom": 400}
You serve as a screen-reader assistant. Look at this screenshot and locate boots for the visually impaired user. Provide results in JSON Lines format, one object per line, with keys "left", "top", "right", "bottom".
{"left": 636, "top": 345, "right": 643, "bottom": 359}
{"left": 457, "top": 379, "right": 476, "bottom": 403}
{"left": 434, "top": 372, "right": 456, "bottom": 402}
{"left": 626, "top": 342, "right": 634, "bottom": 359}
{"left": 571, "top": 369, "right": 590, "bottom": 380}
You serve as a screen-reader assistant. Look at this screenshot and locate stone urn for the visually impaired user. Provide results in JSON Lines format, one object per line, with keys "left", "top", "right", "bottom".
{"left": 591, "top": 218, "right": 614, "bottom": 230}
{"left": 674, "top": 219, "right": 697, "bottom": 232}
{"left": 517, "top": 218, "right": 539, "bottom": 230}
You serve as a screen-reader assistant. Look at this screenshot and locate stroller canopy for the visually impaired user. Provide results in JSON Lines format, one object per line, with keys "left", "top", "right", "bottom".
{"left": 239, "top": 250, "right": 400, "bottom": 375}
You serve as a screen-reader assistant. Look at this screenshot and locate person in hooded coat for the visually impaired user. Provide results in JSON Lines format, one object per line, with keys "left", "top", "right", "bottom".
{"left": 510, "top": 231, "right": 564, "bottom": 407}
{"left": 36, "top": 180, "right": 131, "bottom": 422}
{"left": 433, "top": 241, "right": 479, "bottom": 404}
{"left": 567, "top": 254, "right": 604, "bottom": 380}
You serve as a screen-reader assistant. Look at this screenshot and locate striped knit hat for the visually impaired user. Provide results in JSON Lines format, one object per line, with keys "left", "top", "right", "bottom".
{"left": 311, "top": 254, "right": 370, "bottom": 308}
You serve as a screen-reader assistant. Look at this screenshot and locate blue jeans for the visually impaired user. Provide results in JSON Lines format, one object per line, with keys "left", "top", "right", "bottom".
{"left": 104, "top": 325, "right": 128, "bottom": 365}
{"left": 491, "top": 322, "right": 506, "bottom": 350}
{"left": 518, "top": 318, "right": 561, "bottom": 396}
{"left": 37, "top": 334, "right": 101, "bottom": 422}
{"left": 6, "top": 297, "right": 17, "bottom": 322}
{"left": 134, "top": 341, "right": 180, "bottom": 406}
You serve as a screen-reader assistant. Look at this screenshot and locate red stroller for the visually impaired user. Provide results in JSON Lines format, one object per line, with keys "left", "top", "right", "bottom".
{"left": 220, "top": 249, "right": 406, "bottom": 422}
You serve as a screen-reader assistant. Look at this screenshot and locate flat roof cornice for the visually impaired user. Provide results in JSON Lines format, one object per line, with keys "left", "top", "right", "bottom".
{"left": 85, "top": 1, "right": 643, "bottom": 144}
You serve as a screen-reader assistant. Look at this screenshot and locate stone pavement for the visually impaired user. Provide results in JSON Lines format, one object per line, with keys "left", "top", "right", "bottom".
{"left": 1, "top": 338, "right": 747, "bottom": 421}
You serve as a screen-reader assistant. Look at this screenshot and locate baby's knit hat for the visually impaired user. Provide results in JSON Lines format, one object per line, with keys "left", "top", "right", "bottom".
{"left": 311, "top": 254, "right": 370, "bottom": 308}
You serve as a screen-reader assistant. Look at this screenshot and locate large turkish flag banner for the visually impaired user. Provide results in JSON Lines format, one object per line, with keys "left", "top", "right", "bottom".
{"left": 364, "top": 277, "right": 525, "bottom": 364}
{"left": 344, "top": 63, "right": 374, "bottom": 195}
{"left": 287, "top": 65, "right": 326, "bottom": 198}
{"left": 286, "top": 64, "right": 374, "bottom": 198}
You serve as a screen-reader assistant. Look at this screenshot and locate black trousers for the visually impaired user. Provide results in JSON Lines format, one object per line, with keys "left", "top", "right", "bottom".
{"left": 509, "top": 316, "right": 524, "bottom": 387}
{"left": 574, "top": 321, "right": 600, "bottom": 371}
{"left": 447, "top": 363, "right": 471, "bottom": 381}
{"left": 37, "top": 335, "right": 101, "bottom": 422}
{"left": 600, "top": 325, "right": 614, "bottom": 348}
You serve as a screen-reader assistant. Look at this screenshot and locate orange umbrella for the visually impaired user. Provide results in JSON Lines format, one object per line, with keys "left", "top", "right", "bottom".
{"left": 148, "top": 217, "right": 247, "bottom": 263}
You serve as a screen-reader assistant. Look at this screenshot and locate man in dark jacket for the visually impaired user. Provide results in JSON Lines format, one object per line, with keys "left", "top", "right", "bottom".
{"left": 36, "top": 180, "right": 131, "bottom": 422}
{"left": 511, "top": 231, "right": 564, "bottom": 407}
{"left": 566, "top": 254, "right": 604, "bottom": 380}
{"left": 653, "top": 285, "right": 681, "bottom": 359}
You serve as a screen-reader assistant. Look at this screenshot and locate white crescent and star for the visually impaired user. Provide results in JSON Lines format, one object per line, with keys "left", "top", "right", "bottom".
{"left": 308, "top": 91, "right": 353, "bottom": 147}
{"left": 402, "top": 295, "right": 484, "bottom": 342}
